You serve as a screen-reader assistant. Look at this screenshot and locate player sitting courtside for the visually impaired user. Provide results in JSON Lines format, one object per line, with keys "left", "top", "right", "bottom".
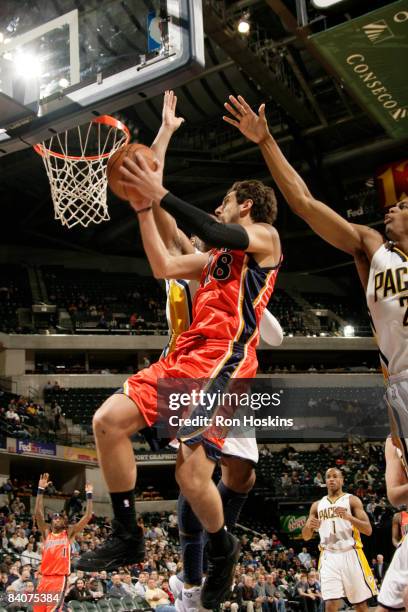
{"left": 33, "top": 473, "right": 93, "bottom": 612}
{"left": 302, "top": 468, "right": 376, "bottom": 612}
{"left": 78, "top": 145, "right": 281, "bottom": 609}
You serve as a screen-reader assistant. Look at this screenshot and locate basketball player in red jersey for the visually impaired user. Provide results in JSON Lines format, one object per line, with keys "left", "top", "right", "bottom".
{"left": 79, "top": 145, "right": 281, "bottom": 609}
{"left": 34, "top": 473, "right": 93, "bottom": 612}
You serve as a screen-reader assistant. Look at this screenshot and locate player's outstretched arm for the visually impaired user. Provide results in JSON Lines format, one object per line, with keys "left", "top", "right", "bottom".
{"left": 149, "top": 90, "right": 193, "bottom": 255}
{"left": 136, "top": 206, "right": 208, "bottom": 280}
{"left": 68, "top": 483, "right": 94, "bottom": 539}
{"left": 385, "top": 437, "right": 408, "bottom": 507}
{"left": 339, "top": 496, "right": 372, "bottom": 536}
{"left": 119, "top": 155, "right": 279, "bottom": 258}
{"left": 302, "top": 501, "right": 320, "bottom": 540}
{"left": 35, "top": 473, "right": 50, "bottom": 538}
{"left": 223, "top": 95, "right": 383, "bottom": 258}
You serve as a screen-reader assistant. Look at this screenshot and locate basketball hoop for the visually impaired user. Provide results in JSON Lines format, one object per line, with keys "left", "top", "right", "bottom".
{"left": 34, "top": 116, "right": 130, "bottom": 229}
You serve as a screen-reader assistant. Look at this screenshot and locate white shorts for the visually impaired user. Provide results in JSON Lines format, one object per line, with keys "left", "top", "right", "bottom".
{"left": 378, "top": 537, "right": 408, "bottom": 610}
{"left": 169, "top": 435, "right": 258, "bottom": 464}
{"left": 386, "top": 375, "right": 408, "bottom": 474}
{"left": 222, "top": 435, "right": 258, "bottom": 464}
{"left": 319, "top": 548, "right": 377, "bottom": 604}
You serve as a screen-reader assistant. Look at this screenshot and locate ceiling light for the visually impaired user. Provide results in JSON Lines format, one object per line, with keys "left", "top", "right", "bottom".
{"left": 14, "top": 53, "right": 42, "bottom": 78}
{"left": 311, "top": 0, "right": 347, "bottom": 7}
{"left": 238, "top": 13, "right": 250, "bottom": 34}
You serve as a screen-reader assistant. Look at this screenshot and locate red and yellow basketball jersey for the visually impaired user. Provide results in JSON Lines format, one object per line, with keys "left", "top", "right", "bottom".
{"left": 400, "top": 511, "right": 408, "bottom": 541}
{"left": 179, "top": 249, "right": 281, "bottom": 348}
{"left": 40, "top": 530, "right": 70, "bottom": 576}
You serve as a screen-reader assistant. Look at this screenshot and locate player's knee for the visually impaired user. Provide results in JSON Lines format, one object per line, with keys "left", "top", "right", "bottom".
{"left": 222, "top": 462, "right": 255, "bottom": 493}
{"left": 92, "top": 395, "right": 142, "bottom": 437}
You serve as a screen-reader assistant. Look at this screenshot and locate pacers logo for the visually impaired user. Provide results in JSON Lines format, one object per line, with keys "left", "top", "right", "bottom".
{"left": 362, "top": 19, "right": 394, "bottom": 44}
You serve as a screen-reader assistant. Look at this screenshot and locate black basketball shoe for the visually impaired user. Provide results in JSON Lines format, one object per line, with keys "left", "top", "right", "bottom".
{"left": 77, "top": 520, "right": 144, "bottom": 571}
{"left": 201, "top": 532, "right": 240, "bottom": 609}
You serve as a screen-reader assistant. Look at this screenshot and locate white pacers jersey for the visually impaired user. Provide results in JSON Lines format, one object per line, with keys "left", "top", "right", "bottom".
{"left": 318, "top": 493, "right": 362, "bottom": 551}
{"left": 366, "top": 243, "right": 408, "bottom": 378}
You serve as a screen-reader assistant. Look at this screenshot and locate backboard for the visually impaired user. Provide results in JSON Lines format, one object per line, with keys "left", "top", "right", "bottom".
{"left": 0, "top": 0, "right": 204, "bottom": 156}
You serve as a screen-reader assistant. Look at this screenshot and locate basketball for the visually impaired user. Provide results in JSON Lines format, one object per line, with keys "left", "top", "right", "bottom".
{"left": 107, "top": 143, "right": 156, "bottom": 201}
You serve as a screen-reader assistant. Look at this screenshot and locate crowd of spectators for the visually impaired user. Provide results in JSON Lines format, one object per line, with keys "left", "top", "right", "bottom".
{"left": 0, "top": 390, "right": 65, "bottom": 443}
{"left": 257, "top": 443, "right": 390, "bottom": 525}
{"left": 0, "top": 500, "right": 389, "bottom": 612}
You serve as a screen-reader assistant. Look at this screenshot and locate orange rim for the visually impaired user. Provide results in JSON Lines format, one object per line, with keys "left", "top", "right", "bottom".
{"left": 33, "top": 115, "right": 131, "bottom": 161}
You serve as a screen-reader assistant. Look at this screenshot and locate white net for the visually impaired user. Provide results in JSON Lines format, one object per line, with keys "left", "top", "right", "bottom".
{"left": 36, "top": 117, "right": 129, "bottom": 228}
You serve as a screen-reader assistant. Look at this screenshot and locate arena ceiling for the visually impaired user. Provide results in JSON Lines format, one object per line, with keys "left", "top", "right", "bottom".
{"left": 0, "top": 0, "right": 406, "bottom": 274}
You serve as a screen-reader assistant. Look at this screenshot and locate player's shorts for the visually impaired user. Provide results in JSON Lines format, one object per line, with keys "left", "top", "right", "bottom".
{"left": 385, "top": 373, "right": 408, "bottom": 475}
{"left": 319, "top": 547, "right": 377, "bottom": 604}
{"left": 33, "top": 575, "right": 68, "bottom": 612}
{"left": 377, "top": 536, "right": 408, "bottom": 610}
{"left": 121, "top": 336, "right": 258, "bottom": 461}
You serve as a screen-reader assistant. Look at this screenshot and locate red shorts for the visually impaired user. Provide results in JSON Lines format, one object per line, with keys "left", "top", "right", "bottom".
{"left": 122, "top": 337, "right": 258, "bottom": 459}
{"left": 33, "top": 575, "right": 68, "bottom": 612}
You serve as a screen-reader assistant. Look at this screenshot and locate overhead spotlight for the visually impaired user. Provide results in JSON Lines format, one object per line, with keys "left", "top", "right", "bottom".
{"left": 343, "top": 324, "right": 355, "bottom": 337}
{"left": 237, "top": 12, "right": 250, "bottom": 34}
{"left": 14, "top": 52, "right": 42, "bottom": 78}
{"left": 311, "top": 0, "right": 346, "bottom": 7}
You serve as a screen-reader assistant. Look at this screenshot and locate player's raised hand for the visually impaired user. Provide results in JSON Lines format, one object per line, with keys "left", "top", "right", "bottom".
{"left": 85, "top": 483, "right": 93, "bottom": 494}
{"left": 38, "top": 473, "right": 51, "bottom": 489}
{"left": 162, "top": 90, "right": 185, "bottom": 132}
{"left": 223, "top": 95, "right": 270, "bottom": 144}
{"left": 119, "top": 154, "right": 166, "bottom": 209}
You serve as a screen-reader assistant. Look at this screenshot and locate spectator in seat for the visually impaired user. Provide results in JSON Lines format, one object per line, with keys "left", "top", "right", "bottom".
{"left": 160, "top": 579, "right": 175, "bottom": 604}
{"left": 65, "top": 578, "right": 93, "bottom": 602}
{"left": 144, "top": 577, "right": 170, "bottom": 609}
{"left": 298, "top": 547, "right": 312, "bottom": 570}
{"left": 135, "top": 571, "right": 148, "bottom": 597}
{"left": 265, "top": 573, "right": 286, "bottom": 612}
{"left": 254, "top": 574, "right": 269, "bottom": 611}
{"left": 296, "top": 572, "right": 319, "bottom": 612}
{"left": 237, "top": 575, "right": 257, "bottom": 612}
{"left": 121, "top": 573, "right": 138, "bottom": 597}
{"left": 20, "top": 542, "right": 41, "bottom": 568}
{"left": 64, "top": 490, "right": 83, "bottom": 518}
{"left": 108, "top": 574, "right": 128, "bottom": 599}
{"left": 10, "top": 567, "right": 32, "bottom": 593}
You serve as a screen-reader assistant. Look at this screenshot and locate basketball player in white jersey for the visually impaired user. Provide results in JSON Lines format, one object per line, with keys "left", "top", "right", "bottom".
{"left": 223, "top": 95, "right": 408, "bottom": 465}
{"left": 224, "top": 96, "right": 408, "bottom": 609}
{"left": 303, "top": 468, "right": 376, "bottom": 611}
{"left": 149, "top": 90, "right": 284, "bottom": 612}
{"left": 376, "top": 437, "right": 408, "bottom": 611}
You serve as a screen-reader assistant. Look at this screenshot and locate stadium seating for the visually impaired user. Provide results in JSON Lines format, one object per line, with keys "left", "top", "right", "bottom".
{"left": 44, "top": 387, "right": 116, "bottom": 425}
{"left": 0, "top": 264, "right": 32, "bottom": 333}
{"left": 42, "top": 266, "right": 167, "bottom": 332}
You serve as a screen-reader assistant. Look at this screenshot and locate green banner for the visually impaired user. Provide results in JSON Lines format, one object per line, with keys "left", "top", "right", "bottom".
{"left": 310, "top": 0, "right": 408, "bottom": 139}
{"left": 280, "top": 513, "right": 308, "bottom": 538}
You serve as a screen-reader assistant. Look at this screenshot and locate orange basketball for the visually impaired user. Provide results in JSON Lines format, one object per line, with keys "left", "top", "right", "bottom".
{"left": 107, "top": 143, "right": 156, "bottom": 201}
